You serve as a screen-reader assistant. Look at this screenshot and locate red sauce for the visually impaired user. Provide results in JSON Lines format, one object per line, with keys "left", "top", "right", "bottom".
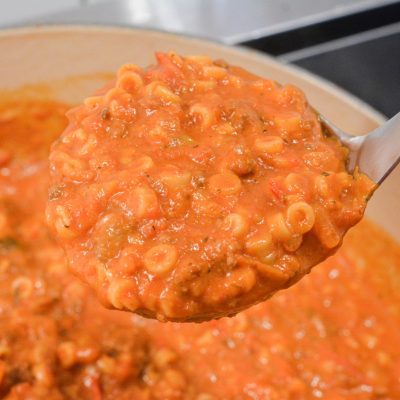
{"left": 46, "top": 53, "right": 374, "bottom": 322}
{"left": 0, "top": 96, "right": 399, "bottom": 399}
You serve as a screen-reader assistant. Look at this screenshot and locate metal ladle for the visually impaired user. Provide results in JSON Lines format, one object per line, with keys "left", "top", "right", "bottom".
{"left": 320, "top": 112, "right": 400, "bottom": 184}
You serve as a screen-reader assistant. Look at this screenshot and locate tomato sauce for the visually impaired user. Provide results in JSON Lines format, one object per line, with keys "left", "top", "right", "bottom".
{"left": 0, "top": 96, "right": 399, "bottom": 399}
{"left": 46, "top": 53, "right": 374, "bottom": 322}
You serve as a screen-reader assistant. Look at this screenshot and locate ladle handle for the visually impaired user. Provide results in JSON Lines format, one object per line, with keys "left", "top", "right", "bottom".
{"left": 354, "top": 112, "right": 400, "bottom": 184}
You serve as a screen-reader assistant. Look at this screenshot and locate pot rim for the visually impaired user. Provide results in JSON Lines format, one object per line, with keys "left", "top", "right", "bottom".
{"left": 0, "top": 23, "right": 386, "bottom": 125}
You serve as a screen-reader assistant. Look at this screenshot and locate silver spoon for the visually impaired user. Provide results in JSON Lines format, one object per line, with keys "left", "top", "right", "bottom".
{"left": 319, "top": 112, "right": 400, "bottom": 184}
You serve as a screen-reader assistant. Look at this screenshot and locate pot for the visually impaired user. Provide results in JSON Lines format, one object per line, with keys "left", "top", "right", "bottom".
{"left": 0, "top": 25, "right": 396, "bottom": 237}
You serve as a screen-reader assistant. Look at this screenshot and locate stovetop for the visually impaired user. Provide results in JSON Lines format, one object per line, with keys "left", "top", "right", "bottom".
{"left": 240, "top": 3, "right": 400, "bottom": 118}
{"left": 38, "top": 0, "right": 400, "bottom": 117}
{"left": 281, "top": 24, "right": 399, "bottom": 118}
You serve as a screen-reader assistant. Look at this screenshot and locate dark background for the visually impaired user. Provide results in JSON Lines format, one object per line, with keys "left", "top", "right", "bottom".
{"left": 241, "top": 1, "right": 400, "bottom": 118}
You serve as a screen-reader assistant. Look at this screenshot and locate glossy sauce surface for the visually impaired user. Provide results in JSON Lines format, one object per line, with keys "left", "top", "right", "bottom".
{"left": 0, "top": 97, "right": 399, "bottom": 399}
{"left": 46, "top": 53, "right": 374, "bottom": 321}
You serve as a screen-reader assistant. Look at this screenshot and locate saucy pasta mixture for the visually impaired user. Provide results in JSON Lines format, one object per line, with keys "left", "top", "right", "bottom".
{"left": 0, "top": 97, "right": 400, "bottom": 398}
{"left": 46, "top": 53, "right": 374, "bottom": 321}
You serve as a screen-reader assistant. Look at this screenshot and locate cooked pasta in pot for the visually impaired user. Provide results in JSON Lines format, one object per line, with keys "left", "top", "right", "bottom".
{"left": 0, "top": 95, "right": 399, "bottom": 399}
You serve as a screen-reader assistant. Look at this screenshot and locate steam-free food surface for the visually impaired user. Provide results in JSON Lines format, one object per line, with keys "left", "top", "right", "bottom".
{"left": 46, "top": 53, "right": 374, "bottom": 321}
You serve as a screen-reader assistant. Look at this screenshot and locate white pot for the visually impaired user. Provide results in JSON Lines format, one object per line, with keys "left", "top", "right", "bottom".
{"left": 0, "top": 25, "right": 397, "bottom": 238}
